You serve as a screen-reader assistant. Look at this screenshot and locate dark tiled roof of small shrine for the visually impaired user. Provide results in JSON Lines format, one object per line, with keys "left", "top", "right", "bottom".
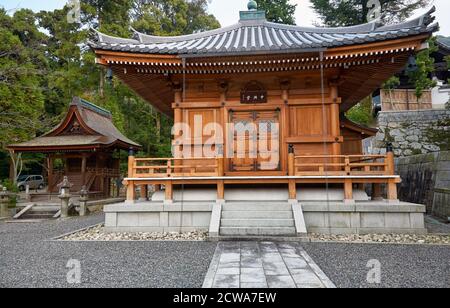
{"left": 9, "top": 97, "right": 140, "bottom": 151}
{"left": 89, "top": 7, "right": 438, "bottom": 56}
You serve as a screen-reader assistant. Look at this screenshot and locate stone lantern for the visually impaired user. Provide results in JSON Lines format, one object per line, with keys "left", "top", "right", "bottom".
{"left": 79, "top": 185, "right": 89, "bottom": 217}
{"left": 0, "top": 187, "right": 11, "bottom": 219}
{"left": 58, "top": 177, "right": 72, "bottom": 218}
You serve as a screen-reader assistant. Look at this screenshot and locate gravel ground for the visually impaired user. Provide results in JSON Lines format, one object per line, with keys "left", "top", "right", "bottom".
{"left": 310, "top": 233, "right": 450, "bottom": 245}
{"left": 60, "top": 224, "right": 208, "bottom": 241}
{"left": 301, "top": 242, "right": 450, "bottom": 288}
{"left": 1, "top": 214, "right": 449, "bottom": 288}
{"left": 0, "top": 214, "right": 216, "bottom": 288}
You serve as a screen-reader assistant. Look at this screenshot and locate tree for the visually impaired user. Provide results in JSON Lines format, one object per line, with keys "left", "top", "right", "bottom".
{"left": 131, "top": 0, "right": 220, "bottom": 36}
{"left": 256, "top": 0, "right": 297, "bottom": 25}
{"left": 407, "top": 37, "right": 438, "bottom": 98}
{"left": 310, "top": 0, "right": 431, "bottom": 27}
{"left": 345, "top": 96, "right": 374, "bottom": 126}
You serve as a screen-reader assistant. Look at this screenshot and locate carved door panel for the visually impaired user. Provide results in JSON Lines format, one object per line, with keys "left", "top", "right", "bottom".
{"left": 229, "top": 110, "right": 280, "bottom": 172}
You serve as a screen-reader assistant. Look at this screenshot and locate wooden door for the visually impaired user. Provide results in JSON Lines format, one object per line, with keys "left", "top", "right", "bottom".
{"left": 229, "top": 110, "right": 280, "bottom": 172}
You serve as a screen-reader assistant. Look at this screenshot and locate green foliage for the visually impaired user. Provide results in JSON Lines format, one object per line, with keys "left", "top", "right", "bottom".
{"left": 255, "top": 0, "right": 297, "bottom": 25}
{"left": 0, "top": 1, "right": 219, "bottom": 181}
{"left": 0, "top": 9, "right": 46, "bottom": 150}
{"left": 310, "top": 0, "right": 431, "bottom": 26}
{"left": 426, "top": 118, "right": 450, "bottom": 151}
{"left": 382, "top": 76, "right": 400, "bottom": 90}
{"left": 407, "top": 38, "right": 438, "bottom": 98}
{"left": 131, "top": 0, "right": 220, "bottom": 35}
{"left": 345, "top": 96, "right": 374, "bottom": 126}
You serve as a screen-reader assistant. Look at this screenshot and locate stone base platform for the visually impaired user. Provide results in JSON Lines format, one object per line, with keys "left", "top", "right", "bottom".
{"left": 104, "top": 188, "right": 427, "bottom": 235}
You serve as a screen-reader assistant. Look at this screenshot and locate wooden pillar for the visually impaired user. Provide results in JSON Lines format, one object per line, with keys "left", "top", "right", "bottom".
{"left": 386, "top": 144, "right": 398, "bottom": 201}
{"left": 126, "top": 149, "right": 136, "bottom": 203}
{"left": 174, "top": 87, "right": 183, "bottom": 161}
{"left": 165, "top": 181, "right": 173, "bottom": 201}
{"left": 47, "top": 155, "right": 54, "bottom": 193}
{"left": 330, "top": 84, "right": 342, "bottom": 172}
{"left": 387, "top": 180, "right": 398, "bottom": 201}
{"left": 126, "top": 180, "right": 135, "bottom": 203}
{"left": 288, "top": 145, "right": 297, "bottom": 200}
{"left": 217, "top": 154, "right": 225, "bottom": 200}
{"left": 344, "top": 179, "right": 354, "bottom": 203}
{"left": 81, "top": 153, "right": 87, "bottom": 187}
{"left": 140, "top": 184, "right": 148, "bottom": 201}
{"left": 372, "top": 183, "right": 383, "bottom": 201}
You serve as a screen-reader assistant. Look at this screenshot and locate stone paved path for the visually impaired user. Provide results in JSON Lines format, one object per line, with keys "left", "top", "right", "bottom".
{"left": 203, "top": 242, "right": 336, "bottom": 288}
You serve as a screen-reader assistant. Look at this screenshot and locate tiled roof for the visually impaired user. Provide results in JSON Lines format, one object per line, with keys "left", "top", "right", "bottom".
{"left": 10, "top": 97, "right": 141, "bottom": 151}
{"left": 89, "top": 7, "right": 438, "bottom": 56}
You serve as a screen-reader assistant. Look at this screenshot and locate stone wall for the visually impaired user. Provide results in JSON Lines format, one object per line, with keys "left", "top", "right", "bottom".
{"left": 303, "top": 202, "right": 426, "bottom": 235}
{"left": 104, "top": 202, "right": 213, "bottom": 233}
{"left": 395, "top": 151, "right": 450, "bottom": 219}
{"left": 372, "top": 110, "right": 450, "bottom": 157}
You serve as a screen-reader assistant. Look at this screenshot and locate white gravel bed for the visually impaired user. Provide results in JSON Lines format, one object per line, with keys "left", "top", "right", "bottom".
{"left": 60, "top": 224, "right": 208, "bottom": 241}
{"left": 310, "top": 233, "right": 450, "bottom": 245}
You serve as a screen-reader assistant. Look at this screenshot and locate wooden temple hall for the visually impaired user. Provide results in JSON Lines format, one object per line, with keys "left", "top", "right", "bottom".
{"left": 8, "top": 98, "right": 141, "bottom": 197}
{"left": 90, "top": 2, "right": 437, "bottom": 204}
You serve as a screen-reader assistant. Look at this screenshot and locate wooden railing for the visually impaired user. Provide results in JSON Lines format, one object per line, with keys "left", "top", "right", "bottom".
{"left": 124, "top": 152, "right": 398, "bottom": 203}
{"left": 292, "top": 155, "right": 392, "bottom": 176}
{"left": 129, "top": 157, "right": 224, "bottom": 178}
{"left": 86, "top": 168, "right": 120, "bottom": 178}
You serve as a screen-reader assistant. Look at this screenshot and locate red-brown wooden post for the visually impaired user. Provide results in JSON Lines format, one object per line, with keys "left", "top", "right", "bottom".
{"left": 217, "top": 145, "right": 225, "bottom": 200}
{"left": 288, "top": 144, "right": 297, "bottom": 200}
{"left": 126, "top": 148, "right": 136, "bottom": 203}
{"left": 386, "top": 143, "right": 398, "bottom": 202}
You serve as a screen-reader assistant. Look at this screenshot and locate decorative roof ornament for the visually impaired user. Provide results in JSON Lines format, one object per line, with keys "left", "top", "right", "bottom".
{"left": 240, "top": 0, "right": 266, "bottom": 21}
{"left": 248, "top": 0, "right": 258, "bottom": 10}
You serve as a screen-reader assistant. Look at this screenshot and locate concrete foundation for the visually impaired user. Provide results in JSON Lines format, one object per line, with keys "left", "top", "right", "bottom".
{"left": 104, "top": 202, "right": 213, "bottom": 233}
{"left": 104, "top": 188, "right": 426, "bottom": 235}
{"left": 302, "top": 201, "right": 426, "bottom": 235}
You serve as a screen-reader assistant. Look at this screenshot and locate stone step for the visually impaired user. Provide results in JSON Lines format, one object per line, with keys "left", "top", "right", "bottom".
{"left": 220, "top": 227, "right": 296, "bottom": 236}
{"left": 223, "top": 202, "right": 292, "bottom": 211}
{"left": 221, "top": 210, "right": 293, "bottom": 219}
{"left": 21, "top": 213, "right": 56, "bottom": 219}
{"left": 221, "top": 219, "right": 295, "bottom": 227}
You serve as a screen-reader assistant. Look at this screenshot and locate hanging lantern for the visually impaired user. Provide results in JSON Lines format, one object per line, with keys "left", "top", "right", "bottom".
{"left": 405, "top": 55, "right": 418, "bottom": 73}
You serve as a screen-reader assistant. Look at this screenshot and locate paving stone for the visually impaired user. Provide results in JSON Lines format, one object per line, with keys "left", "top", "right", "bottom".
{"left": 284, "top": 257, "right": 309, "bottom": 269}
{"left": 218, "top": 261, "right": 240, "bottom": 269}
{"left": 213, "top": 275, "right": 240, "bottom": 288}
{"left": 262, "top": 252, "right": 284, "bottom": 263}
{"left": 241, "top": 256, "right": 263, "bottom": 268}
{"left": 220, "top": 252, "right": 240, "bottom": 263}
{"left": 203, "top": 242, "right": 335, "bottom": 289}
{"left": 216, "top": 267, "right": 240, "bottom": 275}
{"left": 291, "top": 269, "right": 323, "bottom": 286}
{"left": 263, "top": 262, "right": 290, "bottom": 276}
{"left": 241, "top": 268, "right": 266, "bottom": 283}
{"left": 266, "top": 275, "right": 296, "bottom": 288}
{"left": 241, "top": 282, "right": 268, "bottom": 289}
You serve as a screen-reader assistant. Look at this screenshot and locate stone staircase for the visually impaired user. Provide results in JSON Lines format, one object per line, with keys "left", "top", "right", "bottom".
{"left": 220, "top": 201, "right": 297, "bottom": 237}
{"left": 14, "top": 204, "right": 60, "bottom": 220}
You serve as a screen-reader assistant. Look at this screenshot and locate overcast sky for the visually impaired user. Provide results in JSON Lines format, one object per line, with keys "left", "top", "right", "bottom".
{"left": 0, "top": 0, "right": 449, "bottom": 36}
